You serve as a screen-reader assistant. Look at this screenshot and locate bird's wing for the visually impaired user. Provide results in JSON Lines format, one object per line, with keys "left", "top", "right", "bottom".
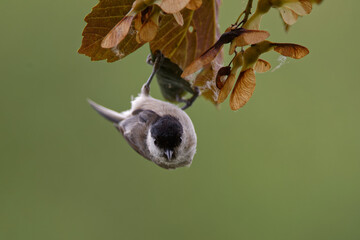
{"left": 117, "top": 109, "right": 160, "bottom": 160}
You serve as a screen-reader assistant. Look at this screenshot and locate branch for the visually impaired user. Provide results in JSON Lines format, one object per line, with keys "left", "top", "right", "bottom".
{"left": 237, "top": 0, "right": 253, "bottom": 27}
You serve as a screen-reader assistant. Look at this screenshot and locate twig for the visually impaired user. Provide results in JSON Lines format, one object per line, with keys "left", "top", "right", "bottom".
{"left": 243, "top": 0, "right": 254, "bottom": 24}
{"left": 237, "top": 0, "right": 253, "bottom": 27}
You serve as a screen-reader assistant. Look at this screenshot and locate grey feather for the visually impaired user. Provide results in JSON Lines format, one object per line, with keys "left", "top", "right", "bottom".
{"left": 118, "top": 110, "right": 160, "bottom": 160}
{"left": 87, "top": 99, "right": 125, "bottom": 123}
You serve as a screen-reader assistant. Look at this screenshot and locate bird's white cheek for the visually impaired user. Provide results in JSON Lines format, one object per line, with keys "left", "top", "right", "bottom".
{"left": 146, "top": 133, "right": 163, "bottom": 160}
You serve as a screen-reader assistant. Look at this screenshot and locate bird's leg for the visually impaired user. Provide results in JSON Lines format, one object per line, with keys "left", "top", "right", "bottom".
{"left": 142, "top": 50, "right": 164, "bottom": 96}
{"left": 178, "top": 87, "right": 200, "bottom": 110}
{"left": 176, "top": 95, "right": 187, "bottom": 103}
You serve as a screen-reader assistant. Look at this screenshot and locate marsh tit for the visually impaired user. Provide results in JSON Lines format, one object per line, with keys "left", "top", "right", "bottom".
{"left": 88, "top": 51, "right": 197, "bottom": 169}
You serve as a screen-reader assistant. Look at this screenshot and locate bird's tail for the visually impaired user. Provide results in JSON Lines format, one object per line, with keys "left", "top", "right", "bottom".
{"left": 87, "top": 99, "right": 127, "bottom": 123}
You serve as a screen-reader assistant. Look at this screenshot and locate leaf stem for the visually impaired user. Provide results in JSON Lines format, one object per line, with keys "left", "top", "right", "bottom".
{"left": 243, "top": 0, "right": 254, "bottom": 25}
{"left": 227, "top": 51, "right": 238, "bottom": 66}
{"left": 234, "top": 11, "right": 245, "bottom": 25}
{"left": 237, "top": 0, "right": 253, "bottom": 28}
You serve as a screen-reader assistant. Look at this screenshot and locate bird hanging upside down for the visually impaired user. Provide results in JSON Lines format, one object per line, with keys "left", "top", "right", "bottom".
{"left": 88, "top": 51, "right": 197, "bottom": 169}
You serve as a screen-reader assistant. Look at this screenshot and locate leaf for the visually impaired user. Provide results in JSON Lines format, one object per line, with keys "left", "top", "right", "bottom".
{"left": 235, "top": 30, "right": 270, "bottom": 46}
{"left": 158, "top": 0, "right": 190, "bottom": 14}
{"left": 102, "top": 15, "right": 135, "bottom": 48}
{"left": 229, "top": 29, "right": 270, "bottom": 54}
{"left": 283, "top": 0, "right": 312, "bottom": 16}
{"left": 273, "top": 43, "right": 309, "bottom": 59}
{"left": 215, "top": 66, "right": 231, "bottom": 89}
{"left": 138, "top": 8, "right": 160, "bottom": 43}
{"left": 279, "top": 7, "right": 298, "bottom": 25}
{"left": 217, "top": 73, "right": 236, "bottom": 104}
{"left": 151, "top": 0, "right": 222, "bottom": 103}
{"left": 151, "top": 0, "right": 220, "bottom": 70}
{"left": 186, "top": 0, "right": 203, "bottom": 10}
{"left": 80, "top": 0, "right": 222, "bottom": 102}
{"left": 78, "top": 0, "right": 144, "bottom": 62}
{"left": 172, "top": 12, "right": 184, "bottom": 26}
{"left": 180, "top": 43, "right": 223, "bottom": 77}
{"left": 254, "top": 59, "right": 271, "bottom": 73}
{"left": 184, "top": 28, "right": 269, "bottom": 76}
{"left": 139, "top": 18, "right": 158, "bottom": 42}
{"left": 154, "top": 56, "right": 195, "bottom": 102}
{"left": 230, "top": 69, "right": 256, "bottom": 110}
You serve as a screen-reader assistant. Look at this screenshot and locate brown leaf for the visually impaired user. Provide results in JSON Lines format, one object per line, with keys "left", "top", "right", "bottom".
{"left": 229, "top": 29, "right": 270, "bottom": 54}
{"left": 181, "top": 44, "right": 223, "bottom": 77}
{"left": 217, "top": 73, "right": 236, "bottom": 104}
{"left": 273, "top": 43, "right": 309, "bottom": 59}
{"left": 216, "top": 66, "right": 231, "bottom": 89}
{"left": 78, "top": 0, "right": 144, "bottom": 62}
{"left": 139, "top": 19, "right": 158, "bottom": 42}
{"left": 134, "top": 13, "right": 142, "bottom": 31}
{"left": 151, "top": 0, "right": 222, "bottom": 103}
{"left": 183, "top": 28, "right": 266, "bottom": 76}
{"left": 279, "top": 7, "right": 298, "bottom": 25}
{"left": 241, "top": 41, "right": 273, "bottom": 70}
{"left": 172, "top": 12, "right": 184, "bottom": 26}
{"left": 152, "top": 0, "right": 221, "bottom": 70}
{"left": 230, "top": 69, "right": 256, "bottom": 110}
{"left": 138, "top": 8, "right": 160, "bottom": 42}
{"left": 186, "top": 0, "right": 202, "bottom": 10}
{"left": 282, "top": 0, "right": 312, "bottom": 16}
{"left": 158, "top": 0, "right": 190, "bottom": 14}
{"left": 254, "top": 59, "right": 271, "bottom": 73}
{"left": 150, "top": 9, "right": 196, "bottom": 69}
{"left": 235, "top": 30, "right": 270, "bottom": 47}
{"left": 193, "top": 61, "right": 222, "bottom": 104}
{"left": 101, "top": 15, "right": 135, "bottom": 48}
{"left": 79, "top": 0, "right": 222, "bottom": 103}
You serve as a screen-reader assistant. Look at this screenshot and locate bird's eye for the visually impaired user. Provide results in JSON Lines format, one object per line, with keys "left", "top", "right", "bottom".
{"left": 154, "top": 140, "right": 158, "bottom": 145}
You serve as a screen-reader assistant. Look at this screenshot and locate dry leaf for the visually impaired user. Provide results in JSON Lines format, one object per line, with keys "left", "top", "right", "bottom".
{"left": 235, "top": 30, "right": 270, "bottom": 47}
{"left": 254, "top": 59, "right": 271, "bottom": 73}
{"left": 186, "top": 0, "right": 203, "bottom": 10}
{"left": 193, "top": 61, "right": 222, "bottom": 103}
{"left": 229, "top": 29, "right": 270, "bottom": 54}
{"left": 183, "top": 28, "right": 269, "bottom": 77}
{"left": 151, "top": 0, "right": 221, "bottom": 70}
{"left": 217, "top": 73, "right": 236, "bottom": 104}
{"left": 151, "top": 0, "right": 222, "bottom": 103}
{"left": 78, "top": 0, "right": 144, "bottom": 62}
{"left": 230, "top": 69, "right": 256, "bottom": 110}
{"left": 244, "top": 0, "right": 312, "bottom": 30}
{"left": 273, "top": 43, "right": 309, "bottom": 59}
{"left": 138, "top": 8, "right": 160, "bottom": 42}
{"left": 139, "top": 19, "right": 158, "bottom": 42}
{"left": 216, "top": 66, "right": 231, "bottom": 89}
{"left": 158, "top": 0, "right": 191, "bottom": 14}
{"left": 279, "top": 7, "right": 298, "bottom": 25}
{"left": 172, "top": 12, "right": 184, "bottom": 26}
{"left": 134, "top": 13, "right": 143, "bottom": 31}
{"left": 283, "top": 0, "right": 312, "bottom": 16}
{"left": 78, "top": 0, "right": 193, "bottom": 62}
{"left": 181, "top": 44, "right": 223, "bottom": 77}
{"left": 101, "top": 15, "right": 135, "bottom": 48}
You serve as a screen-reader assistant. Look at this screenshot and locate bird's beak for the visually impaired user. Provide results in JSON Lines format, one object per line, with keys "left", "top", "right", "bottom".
{"left": 87, "top": 99, "right": 124, "bottom": 123}
{"left": 165, "top": 149, "right": 174, "bottom": 161}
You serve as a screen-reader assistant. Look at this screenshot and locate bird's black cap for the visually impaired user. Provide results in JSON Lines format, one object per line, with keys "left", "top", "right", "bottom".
{"left": 150, "top": 115, "right": 183, "bottom": 151}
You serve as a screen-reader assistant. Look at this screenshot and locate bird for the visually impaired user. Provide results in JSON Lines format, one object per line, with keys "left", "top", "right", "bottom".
{"left": 88, "top": 51, "right": 197, "bottom": 169}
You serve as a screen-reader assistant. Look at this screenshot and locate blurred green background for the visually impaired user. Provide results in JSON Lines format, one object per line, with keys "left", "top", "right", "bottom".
{"left": 1, "top": 1, "right": 359, "bottom": 239}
